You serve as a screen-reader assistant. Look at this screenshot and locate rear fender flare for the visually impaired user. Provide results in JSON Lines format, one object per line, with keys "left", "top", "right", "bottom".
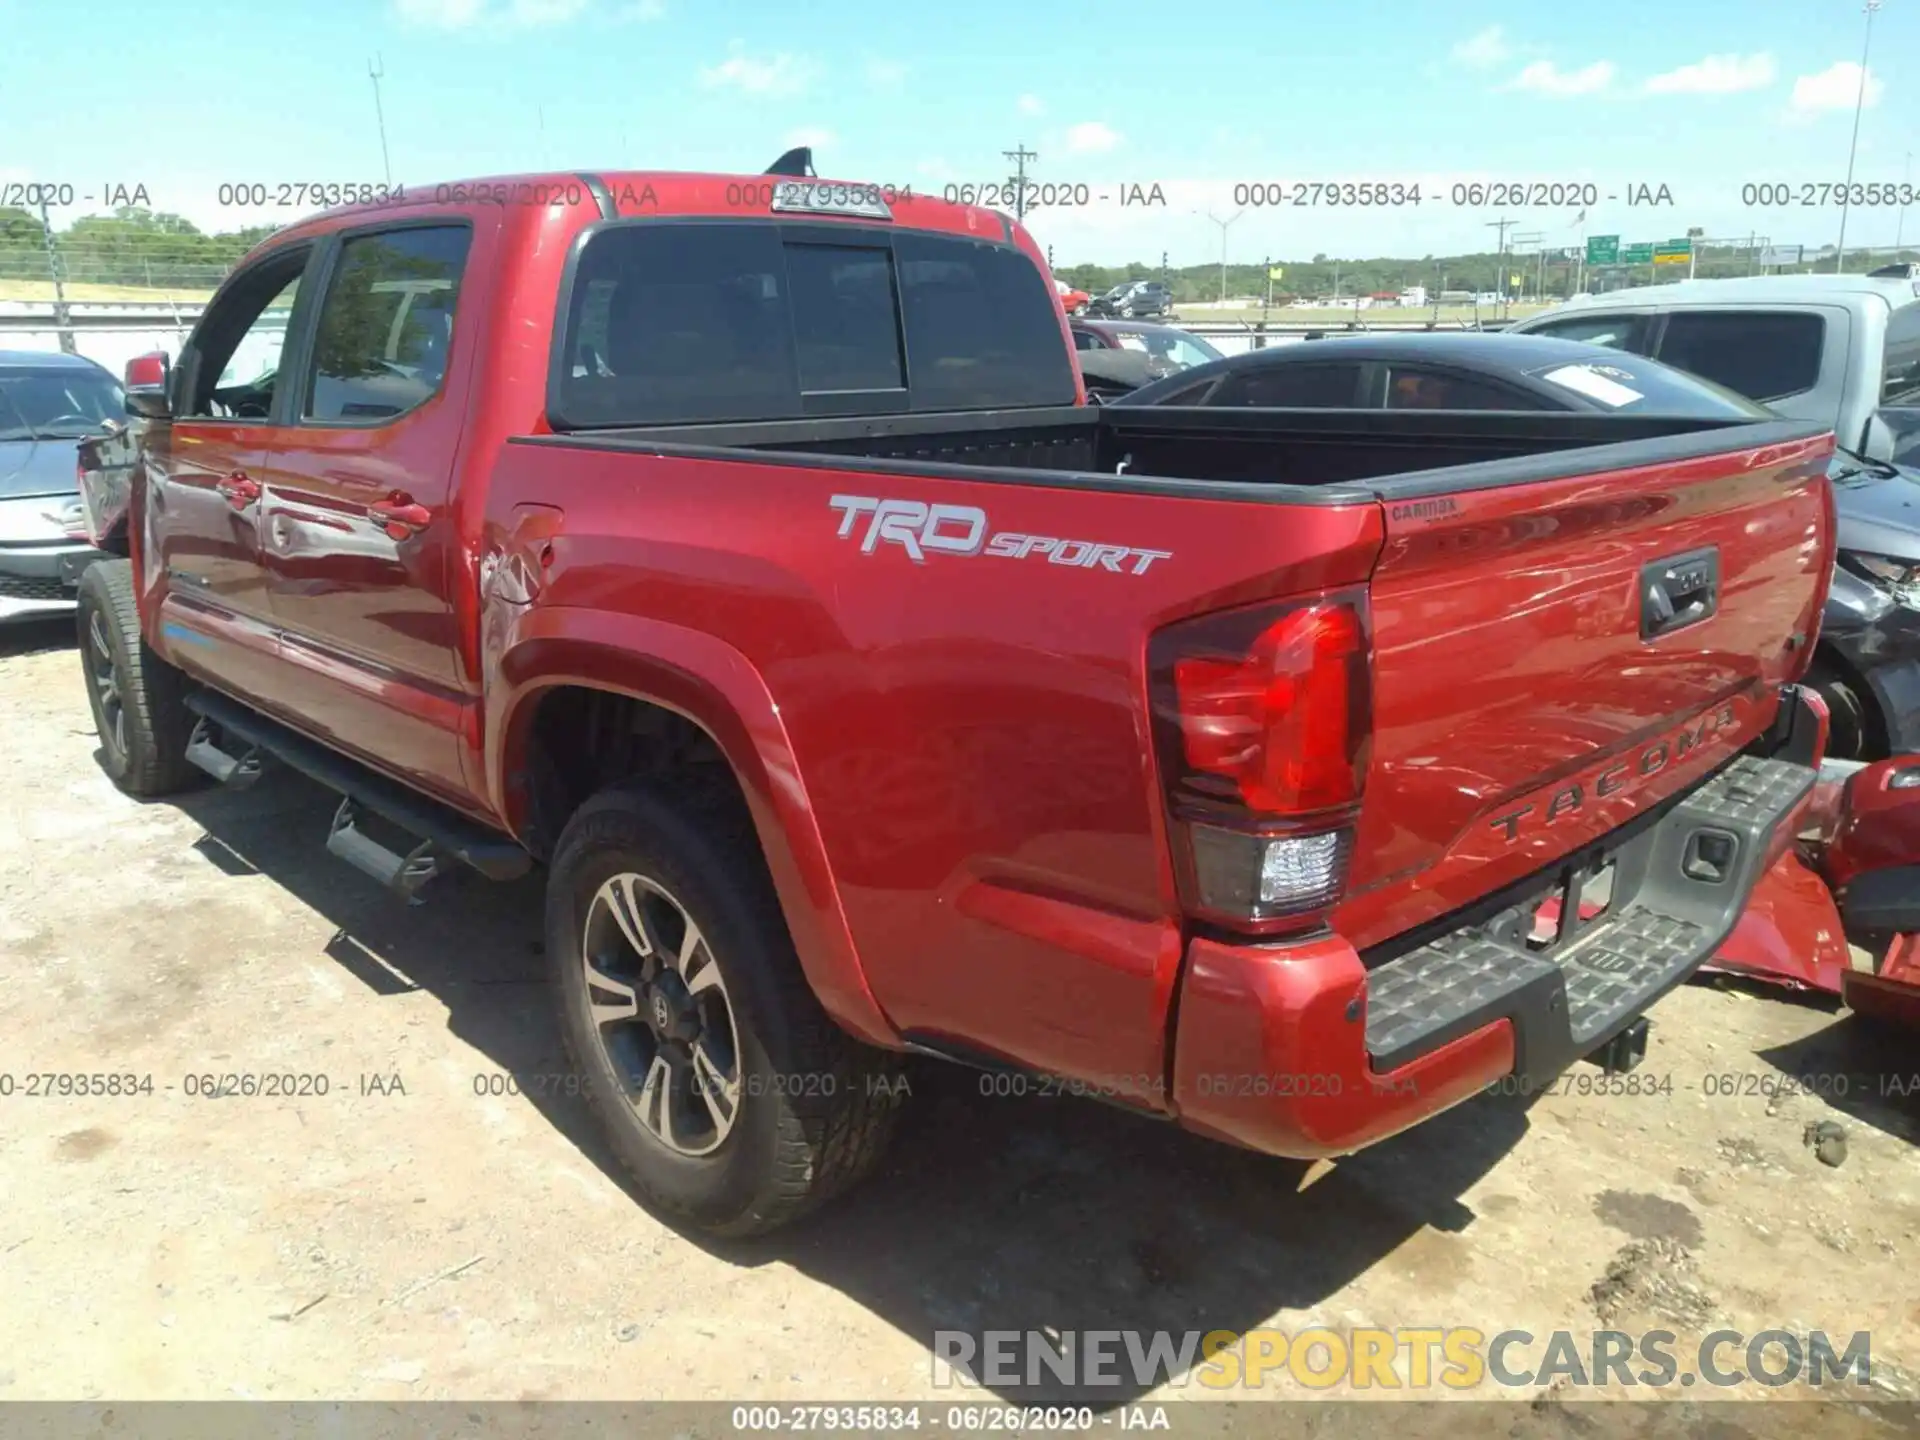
{"left": 489, "top": 607, "right": 898, "bottom": 1047}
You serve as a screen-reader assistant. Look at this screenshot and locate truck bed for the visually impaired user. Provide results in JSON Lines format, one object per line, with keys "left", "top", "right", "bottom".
{"left": 527, "top": 405, "right": 1807, "bottom": 501}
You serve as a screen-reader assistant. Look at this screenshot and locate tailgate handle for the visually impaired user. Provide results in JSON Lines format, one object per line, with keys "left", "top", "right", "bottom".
{"left": 1640, "top": 547, "right": 1719, "bottom": 640}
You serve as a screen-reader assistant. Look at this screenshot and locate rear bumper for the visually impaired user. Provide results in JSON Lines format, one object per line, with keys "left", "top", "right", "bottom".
{"left": 1169, "top": 753, "right": 1816, "bottom": 1159}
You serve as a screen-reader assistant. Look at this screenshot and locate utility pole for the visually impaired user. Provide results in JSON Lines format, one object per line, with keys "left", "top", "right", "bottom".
{"left": 1485, "top": 218, "right": 1514, "bottom": 318}
{"left": 1687, "top": 226, "right": 1705, "bottom": 279}
{"left": 1835, "top": 0, "right": 1881, "bottom": 273}
{"left": 1003, "top": 145, "right": 1038, "bottom": 222}
{"left": 37, "top": 192, "right": 75, "bottom": 356}
{"left": 369, "top": 55, "right": 393, "bottom": 186}
{"left": 1205, "top": 206, "right": 1245, "bottom": 304}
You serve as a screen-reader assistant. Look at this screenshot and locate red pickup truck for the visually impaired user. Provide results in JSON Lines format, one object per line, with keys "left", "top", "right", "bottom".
{"left": 76, "top": 167, "right": 1840, "bottom": 1236}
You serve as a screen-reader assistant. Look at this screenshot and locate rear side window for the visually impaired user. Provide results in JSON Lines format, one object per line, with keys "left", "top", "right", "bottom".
{"left": 1522, "top": 313, "right": 1651, "bottom": 353}
{"left": 1385, "top": 367, "right": 1546, "bottom": 410}
{"left": 552, "top": 222, "right": 1075, "bottom": 427}
{"left": 1884, "top": 303, "right": 1920, "bottom": 406}
{"left": 304, "top": 225, "right": 471, "bottom": 424}
{"left": 1654, "top": 310, "right": 1824, "bottom": 402}
{"left": 1522, "top": 356, "right": 1770, "bottom": 417}
{"left": 1210, "top": 363, "right": 1364, "bottom": 407}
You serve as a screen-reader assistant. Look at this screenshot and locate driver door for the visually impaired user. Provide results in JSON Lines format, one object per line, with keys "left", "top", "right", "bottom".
{"left": 149, "top": 242, "right": 318, "bottom": 699}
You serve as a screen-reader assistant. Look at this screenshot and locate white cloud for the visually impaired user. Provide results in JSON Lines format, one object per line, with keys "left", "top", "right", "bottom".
{"left": 395, "top": 0, "right": 486, "bottom": 26}
{"left": 1063, "top": 121, "right": 1121, "bottom": 155}
{"left": 1789, "top": 61, "right": 1882, "bottom": 113}
{"left": 699, "top": 43, "right": 817, "bottom": 97}
{"left": 1017, "top": 93, "right": 1046, "bottom": 116}
{"left": 1509, "top": 59, "right": 1616, "bottom": 97}
{"left": 916, "top": 158, "right": 956, "bottom": 181}
{"left": 508, "top": 0, "right": 589, "bottom": 21}
{"left": 619, "top": 0, "right": 665, "bottom": 18}
{"left": 1644, "top": 53, "right": 1775, "bottom": 95}
{"left": 784, "top": 127, "right": 836, "bottom": 152}
{"left": 866, "top": 57, "right": 907, "bottom": 90}
{"left": 394, "top": 0, "right": 613, "bottom": 26}
{"left": 1452, "top": 26, "right": 1510, "bottom": 68}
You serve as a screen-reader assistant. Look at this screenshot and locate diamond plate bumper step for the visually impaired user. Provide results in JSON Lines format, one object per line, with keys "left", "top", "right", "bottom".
{"left": 1363, "top": 755, "right": 1815, "bottom": 1082}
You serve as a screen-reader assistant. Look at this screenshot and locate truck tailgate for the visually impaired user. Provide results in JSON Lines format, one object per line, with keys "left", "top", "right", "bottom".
{"left": 1333, "top": 426, "right": 1835, "bottom": 953}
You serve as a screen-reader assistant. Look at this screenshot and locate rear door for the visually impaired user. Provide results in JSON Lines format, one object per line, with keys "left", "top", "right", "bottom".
{"left": 253, "top": 217, "right": 490, "bottom": 801}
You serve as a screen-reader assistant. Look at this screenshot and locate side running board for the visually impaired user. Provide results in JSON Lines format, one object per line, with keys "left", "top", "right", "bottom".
{"left": 182, "top": 689, "right": 532, "bottom": 900}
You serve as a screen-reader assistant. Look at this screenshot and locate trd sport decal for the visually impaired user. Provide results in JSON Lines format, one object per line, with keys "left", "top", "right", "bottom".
{"left": 829, "top": 495, "right": 1173, "bottom": 574}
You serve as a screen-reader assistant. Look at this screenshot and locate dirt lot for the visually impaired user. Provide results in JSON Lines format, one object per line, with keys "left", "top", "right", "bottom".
{"left": 2, "top": 616, "right": 1917, "bottom": 1425}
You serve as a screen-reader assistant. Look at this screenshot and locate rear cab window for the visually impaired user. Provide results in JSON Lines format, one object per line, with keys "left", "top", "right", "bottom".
{"left": 1653, "top": 309, "right": 1825, "bottom": 403}
{"left": 551, "top": 221, "right": 1077, "bottom": 427}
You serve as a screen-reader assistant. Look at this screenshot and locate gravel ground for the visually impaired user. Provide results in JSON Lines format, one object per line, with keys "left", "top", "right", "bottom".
{"left": 1, "top": 615, "right": 1916, "bottom": 1430}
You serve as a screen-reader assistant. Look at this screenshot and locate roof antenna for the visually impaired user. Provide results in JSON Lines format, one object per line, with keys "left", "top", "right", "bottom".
{"left": 765, "top": 146, "right": 815, "bottom": 177}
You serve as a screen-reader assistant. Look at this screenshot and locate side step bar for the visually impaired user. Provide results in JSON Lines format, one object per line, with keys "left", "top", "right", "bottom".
{"left": 185, "top": 716, "right": 265, "bottom": 789}
{"left": 182, "top": 689, "right": 533, "bottom": 890}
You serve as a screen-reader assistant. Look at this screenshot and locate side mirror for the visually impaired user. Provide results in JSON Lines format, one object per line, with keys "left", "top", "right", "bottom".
{"left": 124, "top": 351, "right": 171, "bottom": 419}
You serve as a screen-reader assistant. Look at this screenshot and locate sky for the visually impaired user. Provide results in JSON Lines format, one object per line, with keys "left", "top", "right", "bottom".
{"left": 3, "top": 0, "right": 1918, "bottom": 267}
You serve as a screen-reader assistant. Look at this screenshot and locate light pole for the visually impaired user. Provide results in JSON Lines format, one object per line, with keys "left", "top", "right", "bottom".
{"left": 1834, "top": 0, "right": 1881, "bottom": 274}
{"left": 1205, "top": 206, "right": 1245, "bottom": 304}
{"left": 1898, "top": 149, "right": 1913, "bottom": 253}
{"left": 369, "top": 55, "right": 392, "bottom": 186}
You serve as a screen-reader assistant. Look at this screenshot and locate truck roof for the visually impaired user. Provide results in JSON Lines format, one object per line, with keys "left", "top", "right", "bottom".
{"left": 252, "top": 168, "right": 1021, "bottom": 255}
{"left": 1547, "top": 273, "right": 1920, "bottom": 311}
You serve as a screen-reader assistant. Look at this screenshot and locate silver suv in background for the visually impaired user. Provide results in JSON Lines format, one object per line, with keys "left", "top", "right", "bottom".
{"left": 1507, "top": 273, "right": 1920, "bottom": 463}
{"left": 0, "top": 351, "right": 123, "bottom": 623}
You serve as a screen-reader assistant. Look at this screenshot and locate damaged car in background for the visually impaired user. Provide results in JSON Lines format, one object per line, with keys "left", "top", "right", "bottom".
{"left": 0, "top": 350, "right": 125, "bottom": 623}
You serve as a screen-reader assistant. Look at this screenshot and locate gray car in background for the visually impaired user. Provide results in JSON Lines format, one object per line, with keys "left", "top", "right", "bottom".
{"left": 0, "top": 351, "right": 123, "bottom": 623}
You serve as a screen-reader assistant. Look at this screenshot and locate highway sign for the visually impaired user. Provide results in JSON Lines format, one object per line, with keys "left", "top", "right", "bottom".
{"left": 1652, "top": 238, "right": 1692, "bottom": 265}
{"left": 1621, "top": 243, "right": 1655, "bottom": 264}
{"left": 1586, "top": 235, "right": 1619, "bottom": 265}
{"left": 1269, "top": 266, "right": 1285, "bottom": 280}
{"left": 1759, "top": 245, "right": 1804, "bottom": 267}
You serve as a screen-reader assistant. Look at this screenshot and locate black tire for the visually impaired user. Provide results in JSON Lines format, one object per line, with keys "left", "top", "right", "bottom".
{"left": 546, "top": 783, "right": 905, "bottom": 1236}
{"left": 75, "top": 559, "right": 200, "bottom": 797}
{"left": 1806, "top": 655, "right": 1882, "bottom": 762}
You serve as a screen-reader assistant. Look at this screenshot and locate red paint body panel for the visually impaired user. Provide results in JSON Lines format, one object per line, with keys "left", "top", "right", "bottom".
{"left": 1825, "top": 756, "right": 1920, "bottom": 887}
{"left": 1709, "top": 849, "right": 1851, "bottom": 995}
{"left": 113, "top": 167, "right": 1849, "bottom": 1160}
{"left": 1337, "top": 436, "right": 1832, "bottom": 951}
{"left": 1169, "top": 934, "right": 1515, "bottom": 1157}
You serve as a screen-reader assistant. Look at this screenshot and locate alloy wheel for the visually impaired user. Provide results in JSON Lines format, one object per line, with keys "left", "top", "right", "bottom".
{"left": 86, "top": 609, "right": 126, "bottom": 761}
{"left": 580, "top": 872, "right": 743, "bottom": 1157}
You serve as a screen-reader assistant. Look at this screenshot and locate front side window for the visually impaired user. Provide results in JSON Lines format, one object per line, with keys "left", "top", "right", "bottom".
{"left": 1882, "top": 302, "right": 1920, "bottom": 407}
{"left": 304, "top": 225, "right": 472, "bottom": 423}
{"left": 182, "top": 248, "right": 309, "bottom": 420}
{"left": 1655, "top": 309, "right": 1825, "bottom": 402}
{"left": 1523, "top": 314, "right": 1650, "bottom": 353}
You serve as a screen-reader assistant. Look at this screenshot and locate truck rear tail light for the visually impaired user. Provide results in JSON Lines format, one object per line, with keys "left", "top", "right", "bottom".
{"left": 1149, "top": 591, "right": 1373, "bottom": 935}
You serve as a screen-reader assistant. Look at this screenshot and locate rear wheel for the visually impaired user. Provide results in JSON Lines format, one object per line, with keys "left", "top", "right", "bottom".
{"left": 75, "top": 560, "right": 199, "bottom": 797}
{"left": 1807, "top": 655, "right": 1883, "bottom": 762}
{"left": 546, "top": 783, "right": 905, "bottom": 1235}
